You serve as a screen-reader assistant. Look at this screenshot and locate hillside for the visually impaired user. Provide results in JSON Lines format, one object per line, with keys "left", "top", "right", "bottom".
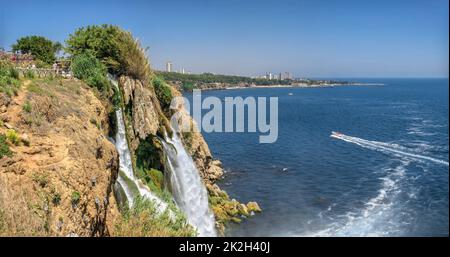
{"left": 0, "top": 25, "right": 260, "bottom": 236}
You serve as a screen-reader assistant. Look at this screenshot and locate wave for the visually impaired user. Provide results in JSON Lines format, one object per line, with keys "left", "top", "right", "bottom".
{"left": 331, "top": 133, "right": 449, "bottom": 166}
{"left": 302, "top": 160, "right": 409, "bottom": 237}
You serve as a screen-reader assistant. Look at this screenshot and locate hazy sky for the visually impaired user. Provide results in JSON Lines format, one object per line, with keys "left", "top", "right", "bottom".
{"left": 1, "top": 0, "right": 448, "bottom": 77}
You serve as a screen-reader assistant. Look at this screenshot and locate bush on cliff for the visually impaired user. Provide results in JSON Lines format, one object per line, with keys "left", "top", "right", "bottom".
{"left": 152, "top": 76, "right": 173, "bottom": 113}
{"left": 71, "top": 52, "right": 110, "bottom": 92}
{"left": 0, "top": 134, "right": 13, "bottom": 158}
{"left": 0, "top": 61, "right": 20, "bottom": 97}
{"left": 66, "top": 25, "right": 151, "bottom": 81}
{"left": 182, "top": 82, "right": 195, "bottom": 91}
{"left": 135, "top": 136, "right": 166, "bottom": 172}
{"left": 114, "top": 196, "right": 195, "bottom": 237}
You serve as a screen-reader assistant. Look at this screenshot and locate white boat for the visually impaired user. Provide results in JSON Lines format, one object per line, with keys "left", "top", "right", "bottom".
{"left": 331, "top": 131, "right": 343, "bottom": 137}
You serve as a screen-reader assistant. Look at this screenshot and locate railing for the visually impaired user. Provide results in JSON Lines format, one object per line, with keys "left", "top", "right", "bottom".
{"left": 15, "top": 67, "right": 72, "bottom": 78}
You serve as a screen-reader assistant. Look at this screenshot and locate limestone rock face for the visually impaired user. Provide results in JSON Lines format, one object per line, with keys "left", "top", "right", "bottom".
{"left": 118, "top": 76, "right": 161, "bottom": 152}
{"left": 0, "top": 79, "right": 120, "bottom": 236}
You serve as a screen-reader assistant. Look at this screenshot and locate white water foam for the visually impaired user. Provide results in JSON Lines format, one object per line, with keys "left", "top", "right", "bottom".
{"left": 300, "top": 131, "right": 448, "bottom": 236}
{"left": 162, "top": 131, "right": 217, "bottom": 237}
{"left": 331, "top": 133, "right": 449, "bottom": 166}
{"left": 115, "top": 109, "right": 169, "bottom": 213}
{"left": 301, "top": 160, "right": 409, "bottom": 237}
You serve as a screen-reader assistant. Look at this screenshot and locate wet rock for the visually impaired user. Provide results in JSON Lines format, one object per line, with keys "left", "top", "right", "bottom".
{"left": 237, "top": 203, "right": 249, "bottom": 217}
{"left": 247, "top": 202, "right": 262, "bottom": 213}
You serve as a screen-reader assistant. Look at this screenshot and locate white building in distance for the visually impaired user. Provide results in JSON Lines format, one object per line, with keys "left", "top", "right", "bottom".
{"left": 166, "top": 61, "right": 173, "bottom": 72}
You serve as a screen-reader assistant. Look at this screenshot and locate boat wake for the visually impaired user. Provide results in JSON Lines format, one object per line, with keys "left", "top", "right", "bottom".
{"left": 331, "top": 132, "right": 449, "bottom": 166}
{"left": 301, "top": 160, "right": 410, "bottom": 237}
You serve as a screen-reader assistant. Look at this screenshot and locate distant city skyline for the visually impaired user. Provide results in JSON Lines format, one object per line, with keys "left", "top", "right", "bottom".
{"left": 1, "top": 0, "right": 448, "bottom": 78}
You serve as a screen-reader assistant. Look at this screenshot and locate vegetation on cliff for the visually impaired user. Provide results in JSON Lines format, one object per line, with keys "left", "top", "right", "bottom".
{"left": 114, "top": 197, "right": 195, "bottom": 237}
{"left": 152, "top": 76, "right": 173, "bottom": 115}
{"left": 0, "top": 61, "right": 20, "bottom": 97}
{"left": 12, "top": 36, "right": 62, "bottom": 65}
{"left": 71, "top": 52, "right": 110, "bottom": 92}
{"left": 66, "top": 24, "right": 151, "bottom": 81}
{"left": 0, "top": 134, "right": 12, "bottom": 158}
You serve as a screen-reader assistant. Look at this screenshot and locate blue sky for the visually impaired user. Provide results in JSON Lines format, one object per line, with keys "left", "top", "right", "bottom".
{"left": 1, "top": 0, "right": 448, "bottom": 77}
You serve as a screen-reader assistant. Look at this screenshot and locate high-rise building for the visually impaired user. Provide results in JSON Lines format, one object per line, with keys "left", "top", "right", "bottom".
{"left": 286, "top": 72, "right": 292, "bottom": 80}
{"left": 166, "top": 61, "right": 173, "bottom": 72}
{"left": 281, "top": 72, "right": 292, "bottom": 80}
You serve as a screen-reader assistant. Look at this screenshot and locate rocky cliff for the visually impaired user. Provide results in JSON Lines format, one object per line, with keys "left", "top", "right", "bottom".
{"left": 0, "top": 78, "right": 120, "bottom": 236}
{"left": 0, "top": 74, "right": 259, "bottom": 236}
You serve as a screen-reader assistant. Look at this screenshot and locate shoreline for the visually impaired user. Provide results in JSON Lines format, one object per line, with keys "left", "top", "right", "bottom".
{"left": 196, "top": 82, "right": 385, "bottom": 91}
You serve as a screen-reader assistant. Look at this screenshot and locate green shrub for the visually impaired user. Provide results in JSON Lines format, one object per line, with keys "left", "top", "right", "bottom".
{"left": 9, "top": 67, "right": 19, "bottom": 79}
{"left": 152, "top": 76, "right": 173, "bottom": 113}
{"left": 52, "top": 193, "right": 61, "bottom": 206}
{"left": 182, "top": 82, "right": 195, "bottom": 91}
{"left": 24, "top": 70, "right": 35, "bottom": 79}
{"left": 26, "top": 83, "right": 44, "bottom": 94}
{"left": 5, "top": 129, "right": 20, "bottom": 146}
{"left": 0, "top": 134, "right": 13, "bottom": 158}
{"left": 71, "top": 191, "right": 81, "bottom": 205}
{"left": 114, "top": 196, "right": 195, "bottom": 237}
{"left": 32, "top": 173, "right": 49, "bottom": 188}
{"left": 0, "top": 61, "right": 20, "bottom": 96}
{"left": 71, "top": 52, "right": 109, "bottom": 92}
{"left": 148, "top": 169, "right": 164, "bottom": 190}
{"left": 22, "top": 101, "right": 32, "bottom": 113}
{"left": 135, "top": 136, "right": 165, "bottom": 172}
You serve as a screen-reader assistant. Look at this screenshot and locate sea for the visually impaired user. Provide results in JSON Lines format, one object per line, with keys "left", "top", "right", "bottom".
{"left": 184, "top": 78, "right": 449, "bottom": 236}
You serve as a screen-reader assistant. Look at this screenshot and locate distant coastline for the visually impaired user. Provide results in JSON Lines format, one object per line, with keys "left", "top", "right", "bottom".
{"left": 221, "top": 82, "right": 385, "bottom": 90}
{"left": 155, "top": 71, "right": 384, "bottom": 91}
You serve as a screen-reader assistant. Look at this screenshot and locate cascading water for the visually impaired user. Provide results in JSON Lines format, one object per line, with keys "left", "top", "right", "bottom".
{"left": 109, "top": 75, "right": 216, "bottom": 236}
{"left": 114, "top": 108, "right": 168, "bottom": 213}
{"left": 162, "top": 131, "right": 217, "bottom": 237}
{"left": 109, "top": 76, "right": 168, "bottom": 214}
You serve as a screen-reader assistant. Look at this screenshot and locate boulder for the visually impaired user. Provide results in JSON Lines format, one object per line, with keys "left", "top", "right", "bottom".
{"left": 247, "top": 201, "right": 262, "bottom": 213}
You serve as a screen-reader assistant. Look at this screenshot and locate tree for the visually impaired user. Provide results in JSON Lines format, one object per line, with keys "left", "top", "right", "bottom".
{"left": 65, "top": 25, "right": 122, "bottom": 72}
{"left": 66, "top": 24, "right": 152, "bottom": 81}
{"left": 12, "top": 36, "right": 61, "bottom": 64}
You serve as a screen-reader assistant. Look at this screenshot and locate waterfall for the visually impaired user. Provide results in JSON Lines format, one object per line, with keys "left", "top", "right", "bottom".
{"left": 114, "top": 108, "right": 169, "bottom": 213}
{"left": 109, "top": 75, "right": 216, "bottom": 236}
{"left": 162, "top": 131, "right": 217, "bottom": 237}
{"left": 109, "top": 76, "right": 168, "bottom": 214}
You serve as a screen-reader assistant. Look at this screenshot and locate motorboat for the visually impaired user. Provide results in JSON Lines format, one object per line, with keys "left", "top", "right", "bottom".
{"left": 331, "top": 131, "right": 343, "bottom": 137}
